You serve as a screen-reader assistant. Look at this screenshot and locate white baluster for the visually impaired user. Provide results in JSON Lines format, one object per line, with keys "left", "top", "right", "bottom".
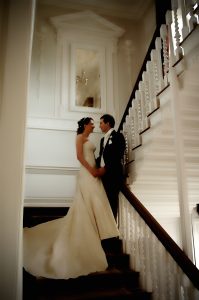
{"left": 143, "top": 225, "right": 153, "bottom": 292}
{"left": 158, "top": 245, "right": 167, "bottom": 300}
{"left": 135, "top": 90, "right": 143, "bottom": 132}
{"left": 142, "top": 71, "right": 151, "bottom": 115}
{"left": 178, "top": 0, "right": 190, "bottom": 39}
{"left": 193, "top": 0, "right": 199, "bottom": 21}
{"left": 166, "top": 10, "right": 176, "bottom": 67}
{"left": 132, "top": 100, "right": 142, "bottom": 148}
{"left": 129, "top": 119, "right": 135, "bottom": 163}
{"left": 186, "top": 0, "right": 198, "bottom": 30}
{"left": 123, "top": 200, "right": 129, "bottom": 253}
{"left": 139, "top": 81, "right": 150, "bottom": 131}
{"left": 166, "top": 252, "right": 173, "bottom": 300}
{"left": 171, "top": 0, "right": 183, "bottom": 60}
{"left": 155, "top": 37, "right": 165, "bottom": 91}
{"left": 132, "top": 209, "right": 137, "bottom": 270}
{"left": 128, "top": 209, "right": 136, "bottom": 269}
{"left": 176, "top": 265, "right": 183, "bottom": 299}
{"left": 125, "top": 115, "right": 130, "bottom": 163}
{"left": 146, "top": 61, "right": 156, "bottom": 112}
{"left": 160, "top": 24, "right": 169, "bottom": 85}
{"left": 126, "top": 110, "right": 134, "bottom": 163}
{"left": 182, "top": 273, "right": 193, "bottom": 300}
{"left": 150, "top": 48, "right": 161, "bottom": 110}
{"left": 139, "top": 218, "right": 146, "bottom": 289}
{"left": 151, "top": 234, "right": 160, "bottom": 300}
{"left": 125, "top": 207, "right": 131, "bottom": 254}
{"left": 119, "top": 195, "right": 125, "bottom": 245}
{"left": 134, "top": 211, "right": 141, "bottom": 272}
{"left": 129, "top": 105, "right": 136, "bottom": 149}
{"left": 122, "top": 122, "right": 128, "bottom": 166}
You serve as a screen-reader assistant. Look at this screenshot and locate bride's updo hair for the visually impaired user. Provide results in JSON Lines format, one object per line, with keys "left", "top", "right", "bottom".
{"left": 77, "top": 117, "right": 93, "bottom": 135}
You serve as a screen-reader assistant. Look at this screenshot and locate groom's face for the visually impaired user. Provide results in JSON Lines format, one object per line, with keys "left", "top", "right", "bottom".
{"left": 99, "top": 119, "right": 110, "bottom": 133}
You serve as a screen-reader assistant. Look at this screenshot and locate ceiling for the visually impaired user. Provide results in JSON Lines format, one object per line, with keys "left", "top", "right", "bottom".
{"left": 38, "top": 0, "right": 153, "bottom": 21}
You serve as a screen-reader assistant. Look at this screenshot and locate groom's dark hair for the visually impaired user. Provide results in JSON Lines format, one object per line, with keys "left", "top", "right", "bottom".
{"left": 100, "top": 114, "right": 115, "bottom": 128}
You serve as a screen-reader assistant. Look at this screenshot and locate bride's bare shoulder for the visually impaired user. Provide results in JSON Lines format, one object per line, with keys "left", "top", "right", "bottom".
{"left": 76, "top": 134, "right": 87, "bottom": 144}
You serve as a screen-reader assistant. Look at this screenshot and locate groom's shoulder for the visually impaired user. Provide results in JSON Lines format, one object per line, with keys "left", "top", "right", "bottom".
{"left": 112, "top": 130, "right": 124, "bottom": 138}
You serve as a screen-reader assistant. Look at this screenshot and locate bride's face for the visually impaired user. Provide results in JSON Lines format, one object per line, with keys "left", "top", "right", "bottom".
{"left": 85, "top": 120, "right": 95, "bottom": 133}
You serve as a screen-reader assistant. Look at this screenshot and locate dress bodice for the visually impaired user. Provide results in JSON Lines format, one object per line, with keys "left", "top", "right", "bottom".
{"left": 83, "top": 140, "right": 96, "bottom": 168}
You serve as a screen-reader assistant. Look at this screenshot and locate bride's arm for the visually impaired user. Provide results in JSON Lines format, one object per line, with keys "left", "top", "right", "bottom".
{"left": 76, "top": 135, "right": 98, "bottom": 177}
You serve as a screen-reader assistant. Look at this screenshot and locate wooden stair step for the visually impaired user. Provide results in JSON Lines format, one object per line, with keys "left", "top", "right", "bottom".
{"left": 24, "top": 268, "right": 140, "bottom": 292}
{"left": 23, "top": 209, "right": 151, "bottom": 300}
{"left": 23, "top": 268, "right": 151, "bottom": 300}
{"left": 101, "top": 238, "right": 123, "bottom": 254}
{"left": 42, "top": 287, "right": 151, "bottom": 300}
{"left": 23, "top": 207, "right": 69, "bottom": 227}
{"left": 106, "top": 253, "right": 130, "bottom": 270}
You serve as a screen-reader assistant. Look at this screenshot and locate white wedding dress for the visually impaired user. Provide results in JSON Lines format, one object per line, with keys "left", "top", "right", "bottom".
{"left": 23, "top": 140, "right": 119, "bottom": 279}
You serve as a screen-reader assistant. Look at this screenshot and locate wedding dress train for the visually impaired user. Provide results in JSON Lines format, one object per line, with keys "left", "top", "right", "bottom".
{"left": 23, "top": 140, "right": 119, "bottom": 279}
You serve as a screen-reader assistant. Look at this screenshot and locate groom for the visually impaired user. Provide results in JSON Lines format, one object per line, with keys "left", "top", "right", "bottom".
{"left": 96, "top": 114, "right": 125, "bottom": 220}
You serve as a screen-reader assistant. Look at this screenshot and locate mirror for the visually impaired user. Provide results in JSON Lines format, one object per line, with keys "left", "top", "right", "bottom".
{"left": 75, "top": 48, "right": 101, "bottom": 108}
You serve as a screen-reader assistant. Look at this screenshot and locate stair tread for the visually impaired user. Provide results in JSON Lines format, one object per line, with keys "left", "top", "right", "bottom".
{"left": 52, "top": 287, "right": 150, "bottom": 300}
{"left": 23, "top": 216, "right": 149, "bottom": 300}
{"left": 35, "top": 267, "right": 139, "bottom": 289}
{"left": 36, "top": 267, "right": 138, "bottom": 281}
{"left": 23, "top": 267, "right": 144, "bottom": 299}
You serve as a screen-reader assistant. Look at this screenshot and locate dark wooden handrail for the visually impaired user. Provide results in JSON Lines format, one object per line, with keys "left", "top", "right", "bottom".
{"left": 121, "top": 183, "right": 199, "bottom": 290}
{"left": 118, "top": 26, "right": 160, "bottom": 132}
{"left": 118, "top": 0, "right": 171, "bottom": 133}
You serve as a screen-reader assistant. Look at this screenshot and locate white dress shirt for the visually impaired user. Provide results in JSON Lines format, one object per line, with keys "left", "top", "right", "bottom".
{"left": 100, "top": 128, "right": 114, "bottom": 167}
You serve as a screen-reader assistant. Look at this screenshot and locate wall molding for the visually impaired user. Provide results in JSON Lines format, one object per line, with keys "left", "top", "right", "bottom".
{"left": 27, "top": 117, "right": 102, "bottom": 132}
{"left": 24, "top": 197, "right": 73, "bottom": 207}
{"left": 26, "top": 165, "right": 79, "bottom": 175}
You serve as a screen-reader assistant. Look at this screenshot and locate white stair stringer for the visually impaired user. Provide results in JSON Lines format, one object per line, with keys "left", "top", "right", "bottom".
{"left": 126, "top": 61, "right": 199, "bottom": 246}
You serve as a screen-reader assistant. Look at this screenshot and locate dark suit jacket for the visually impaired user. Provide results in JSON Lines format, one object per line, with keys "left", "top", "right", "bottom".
{"left": 96, "top": 130, "right": 125, "bottom": 183}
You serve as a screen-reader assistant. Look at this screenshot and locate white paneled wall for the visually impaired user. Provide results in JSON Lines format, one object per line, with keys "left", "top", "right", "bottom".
{"left": 25, "top": 173, "right": 76, "bottom": 206}
{"left": 25, "top": 128, "right": 102, "bottom": 206}
{"left": 26, "top": 129, "right": 79, "bottom": 167}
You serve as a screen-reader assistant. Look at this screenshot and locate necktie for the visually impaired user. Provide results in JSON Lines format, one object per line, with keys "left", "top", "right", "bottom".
{"left": 100, "top": 138, "right": 105, "bottom": 167}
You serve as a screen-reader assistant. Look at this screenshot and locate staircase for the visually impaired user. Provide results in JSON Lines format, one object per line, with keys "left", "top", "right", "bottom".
{"left": 23, "top": 209, "right": 152, "bottom": 300}
{"left": 124, "top": 58, "right": 199, "bottom": 243}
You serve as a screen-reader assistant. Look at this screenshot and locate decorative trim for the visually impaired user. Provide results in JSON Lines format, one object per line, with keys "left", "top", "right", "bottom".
{"left": 25, "top": 165, "right": 79, "bottom": 175}
{"left": 24, "top": 197, "right": 73, "bottom": 207}
{"left": 26, "top": 117, "right": 103, "bottom": 132}
{"left": 50, "top": 11, "right": 125, "bottom": 37}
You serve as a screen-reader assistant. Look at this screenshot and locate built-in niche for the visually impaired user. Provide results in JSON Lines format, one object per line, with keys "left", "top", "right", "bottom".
{"left": 75, "top": 47, "right": 101, "bottom": 108}
{"left": 70, "top": 43, "right": 106, "bottom": 112}
{"left": 50, "top": 11, "right": 124, "bottom": 116}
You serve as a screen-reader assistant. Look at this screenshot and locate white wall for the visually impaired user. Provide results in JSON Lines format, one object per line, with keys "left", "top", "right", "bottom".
{"left": 24, "top": 128, "right": 102, "bottom": 206}
{"left": 28, "top": 20, "right": 57, "bottom": 117}
{"left": 25, "top": 1, "right": 156, "bottom": 207}
{"left": 0, "top": 1, "right": 35, "bottom": 299}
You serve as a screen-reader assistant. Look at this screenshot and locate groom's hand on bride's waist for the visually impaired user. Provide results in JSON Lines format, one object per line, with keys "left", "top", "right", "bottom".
{"left": 96, "top": 167, "right": 106, "bottom": 177}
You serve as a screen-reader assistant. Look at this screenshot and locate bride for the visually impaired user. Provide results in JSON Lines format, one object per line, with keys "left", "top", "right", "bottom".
{"left": 23, "top": 117, "right": 119, "bottom": 279}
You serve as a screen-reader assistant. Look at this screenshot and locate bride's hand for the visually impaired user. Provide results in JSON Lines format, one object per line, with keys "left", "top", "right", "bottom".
{"left": 91, "top": 167, "right": 105, "bottom": 177}
{"left": 97, "top": 167, "right": 106, "bottom": 177}
{"left": 90, "top": 168, "right": 99, "bottom": 177}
